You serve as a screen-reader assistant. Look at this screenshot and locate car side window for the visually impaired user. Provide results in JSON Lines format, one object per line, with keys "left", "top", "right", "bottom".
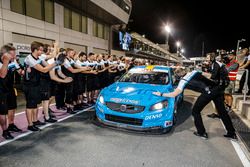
{"left": 171, "top": 69, "right": 177, "bottom": 85}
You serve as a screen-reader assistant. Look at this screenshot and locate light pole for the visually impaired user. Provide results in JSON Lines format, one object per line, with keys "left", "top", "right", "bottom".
{"left": 181, "top": 48, "right": 184, "bottom": 56}
{"left": 164, "top": 25, "right": 171, "bottom": 45}
{"left": 176, "top": 41, "right": 181, "bottom": 56}
{"left": 236, "top": 39, "right": 246, "bottom": 55}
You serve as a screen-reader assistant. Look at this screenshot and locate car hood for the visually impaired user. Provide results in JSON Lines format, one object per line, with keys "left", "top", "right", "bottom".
{"left": 101, "top": 82, "right": 173, "bottom": 105}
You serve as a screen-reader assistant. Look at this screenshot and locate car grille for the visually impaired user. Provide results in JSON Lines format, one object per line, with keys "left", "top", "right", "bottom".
{"left": 106, "top": 102, "right": 145, "bottom": 114}
{"left": 105, "top": 114, "right": 143, "bottom": 126}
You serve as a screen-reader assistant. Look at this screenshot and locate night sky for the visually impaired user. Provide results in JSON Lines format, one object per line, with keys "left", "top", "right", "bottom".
{"left": 128, "top": 0, "right": 250, "bottom": 57}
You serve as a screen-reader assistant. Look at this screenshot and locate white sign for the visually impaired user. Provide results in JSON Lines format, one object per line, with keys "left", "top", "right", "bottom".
{"left": 13, "top": 43, "right": 31, "bottom": 53}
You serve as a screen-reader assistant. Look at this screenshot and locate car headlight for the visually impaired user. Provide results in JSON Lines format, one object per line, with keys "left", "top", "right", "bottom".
{"left": 99, "top": 95, "right": 105, "bottom": 104}
{"left": 150, "top": 101, "right": 168, "bottom": 111}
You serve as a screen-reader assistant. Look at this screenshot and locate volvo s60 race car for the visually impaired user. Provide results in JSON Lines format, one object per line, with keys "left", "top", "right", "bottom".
{"left": 95, "top": 65, "right": 183, "bottom": 133}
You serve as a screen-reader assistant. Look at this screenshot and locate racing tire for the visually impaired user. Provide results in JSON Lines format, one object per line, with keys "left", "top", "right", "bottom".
{"left": 173, "top": 111, "right": 177, "bottom": 125}
{"left": 162, "top": 113, "right": 176, "bottom": 134}
{"left": 162, "top": 127, "right": 172, "bottom": 134}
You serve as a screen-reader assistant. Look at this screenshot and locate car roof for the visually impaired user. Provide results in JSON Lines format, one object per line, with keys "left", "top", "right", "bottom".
{"left": 129, "top": 65, "right": 171, "bottom": 73}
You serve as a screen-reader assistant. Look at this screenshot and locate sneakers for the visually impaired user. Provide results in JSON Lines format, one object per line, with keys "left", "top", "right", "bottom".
{"left": 234, "top": 90, "right": 242, "bottom": 94}
{"left": 56, "top": 106, "right": 67, "bottom": 110}
{"left": 73, "top": 105, "right": 83, "bottom": 111}
{"left": 207, "top": 113, "right": 220, "bottom": 119}
{"left": 224, "top": 133, "right": 238, "bottom": 140}
{"left": 8, "top": 124, "right": 22, "bottom": 132}
{"left": 44, "top": 117, "right": 57, "bottom": 123}
{"left": 67, "top": 108, "right": 77, "bottom": 114}
{"left": 2, "top": 130, "right": 14, "bottom": 140}
{"left": 33, "top": 120, "right": 46, "bottom": 126}
{"left": 226, "top": 107, "right": 234, "bottom": 113}
{"left": 28, "top": 125, "right": 41, "bottom": 132}
{"left": 193, "top": 131, "right": 208, "bottom": 140}
{"left": 48, "top": 108, "right": 56, "bottom": 118}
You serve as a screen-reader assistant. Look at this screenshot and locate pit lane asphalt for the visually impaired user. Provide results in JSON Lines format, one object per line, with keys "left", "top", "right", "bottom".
{"left": 0, "top": 91, "right": 244, "bottom": 167}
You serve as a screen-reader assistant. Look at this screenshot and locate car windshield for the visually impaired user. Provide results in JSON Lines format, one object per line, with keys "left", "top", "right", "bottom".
{"left": 119, "top": 72, "right": 169, "bottom": 85}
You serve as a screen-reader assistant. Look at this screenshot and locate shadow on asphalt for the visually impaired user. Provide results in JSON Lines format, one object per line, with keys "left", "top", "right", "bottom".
{"left": 0, "top": 100, "right": 194, "bottom": 155}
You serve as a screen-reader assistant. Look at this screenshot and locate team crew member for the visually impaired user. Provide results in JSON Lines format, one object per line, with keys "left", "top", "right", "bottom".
{"left": 153, "top": 68, "right": 236, "bottom": 140}
{"left": 236, "top": 48, "right": 250, "bottom": 95}
{"left": 48, "top": 53, "right": 73, "bottom": 110}
{"left": 38, "top": 44, "right": 58, "bottom": 123}
{"left": 4, "top": 46, "right": 23, "bottom": 134}
{"left": 0, "top": 45, "right": 17, "bottom": 139}
{"left": 23, "top": 41, "right": 62, "bottom": 131}
{"left": 223, "top": 53, "right": 239, "bottom": 112}
{"left": 108, "top": 55, "right": 118, "bottom": 85}
{"left": 61, "top": 48, "right": 90, "bottom": 114}
{"left": 74, "top": 52, "right": 88, "bottom": 108}
{"left": 102, "top": 54, "right": 110, "bottom": 88}
{"left": 86, "top": 53, "right": 98, "bottom": 104}
{"left": 206, "top": 53, "right": 226, "bottom": 119}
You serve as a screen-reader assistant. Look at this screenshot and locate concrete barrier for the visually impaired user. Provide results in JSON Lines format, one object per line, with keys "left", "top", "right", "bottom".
{"left": 232, "top": 95, "right": 250, "bottom": 109}
{"left": 241, "top": 102, "right": 250, "bottom": 120}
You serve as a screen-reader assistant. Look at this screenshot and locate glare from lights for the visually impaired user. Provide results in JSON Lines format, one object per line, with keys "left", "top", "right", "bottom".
{"left": 165, "top": 25, "right": 171, "bottom": 33}
{"left": 176, "top": 41, "right": 181, "bottom": 47}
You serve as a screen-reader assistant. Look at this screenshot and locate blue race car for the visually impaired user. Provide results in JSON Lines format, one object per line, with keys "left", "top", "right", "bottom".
{"left": 95, "top": 65, "right": 183, "bottom": 133}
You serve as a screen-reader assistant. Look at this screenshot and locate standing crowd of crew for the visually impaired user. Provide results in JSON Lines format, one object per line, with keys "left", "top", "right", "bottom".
{"left": 0, "top": 41, "right": 148, "bottom": 139}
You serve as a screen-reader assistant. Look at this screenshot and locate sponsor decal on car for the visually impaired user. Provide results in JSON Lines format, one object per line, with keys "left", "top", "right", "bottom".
{"left": 145, "top": 113, "right": 163, "bottom": 120}
{"left": 110, "top": 98, "right": 139, "bottom": 105}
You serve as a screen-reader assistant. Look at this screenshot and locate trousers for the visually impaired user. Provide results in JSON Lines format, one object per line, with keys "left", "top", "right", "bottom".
{"left": 192, "top": 86, "right": 235, "bottom": 135}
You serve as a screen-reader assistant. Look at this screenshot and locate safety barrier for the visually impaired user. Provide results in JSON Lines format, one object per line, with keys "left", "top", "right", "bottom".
{"left": 235, "top": 69, "right": 249, "bottom": 102}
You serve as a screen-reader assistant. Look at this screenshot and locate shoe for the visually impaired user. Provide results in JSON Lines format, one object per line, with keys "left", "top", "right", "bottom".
{"left": 8, "top": 124, "right": 22, "bottom": 132}
{"left": 207, "top": 113, "right": 220, "bottom": 119}
{"left": 33, "top": 120, "right": 46, "bottom": 126}
{"left": 67, "top": 108, "right": 77, "bottom": 114}
{"left": 49, "top": 108, "right": 56, "bottom": 118}
{"left": 73, "top": 105, "right": 84, "bottom": 111}
{"left": 226, "top": 107, "right": 233, "bottom": 113}
{"left": 56, "top": 106, "right": 67, "bottom": 110}
{"left": 44, "top": 117, "right": 57, "bottom": 123}
{"left": 27, "top": 125, "right": 40, "bottom": 132}
{"left": 224, "top": 133, "right": 237, "bottom": 140}
{"left": 234, "top": 90, "right": 242, "bottom": 94}
{"left": 193, "top": 132, "right": 208, "bottom": 140}
{"left": 2, "top": 130, "right": 14, "bottom": 140}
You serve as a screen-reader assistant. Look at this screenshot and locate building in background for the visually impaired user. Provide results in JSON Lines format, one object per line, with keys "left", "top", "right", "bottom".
{"left": 0, "top": 0, "right": 132, "bottom": 63}
{"left": 126, "top": 32, "right": 180, "bottom": 64}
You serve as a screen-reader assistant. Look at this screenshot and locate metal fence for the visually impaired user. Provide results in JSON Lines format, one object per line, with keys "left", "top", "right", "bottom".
{"left": 235, "top": 69, "right": 249, "bottom": 101}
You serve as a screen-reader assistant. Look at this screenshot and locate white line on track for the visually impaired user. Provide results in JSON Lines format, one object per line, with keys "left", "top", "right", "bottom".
{"left": 0, "top": 106, "right": 94, "bottom": 147}
{"left": 219, "top": 119, "right": 250, "bottom": 167}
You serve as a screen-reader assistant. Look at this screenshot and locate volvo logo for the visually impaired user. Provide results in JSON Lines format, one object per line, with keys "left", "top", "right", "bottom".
{"left": 120, "top": 105, "right": 127, "bottom": 112}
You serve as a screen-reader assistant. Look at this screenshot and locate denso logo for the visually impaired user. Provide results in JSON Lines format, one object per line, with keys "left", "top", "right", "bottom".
{"left": 145, "top": 113, "right": 162, "bottom": 120}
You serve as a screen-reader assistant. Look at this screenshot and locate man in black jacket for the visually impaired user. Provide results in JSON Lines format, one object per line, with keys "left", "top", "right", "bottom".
{"left": 153, "top": 66, "right": 236, "bottom": 140}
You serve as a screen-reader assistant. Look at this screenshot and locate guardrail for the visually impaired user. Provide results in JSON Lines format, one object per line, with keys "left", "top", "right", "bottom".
{"left": 244, "top": 69, "right": 249, "bottom": 101}
{"left": 235, "top": 69, "right": 249, "bottom": 101}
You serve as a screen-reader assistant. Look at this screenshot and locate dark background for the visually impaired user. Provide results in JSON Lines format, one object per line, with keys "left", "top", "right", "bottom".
{"left": 128, "top": 0, "right": 250, "bottom": 57}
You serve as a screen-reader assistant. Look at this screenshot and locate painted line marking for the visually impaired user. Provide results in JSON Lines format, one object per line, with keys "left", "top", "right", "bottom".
{"left": 0, "top": 106, "right": 94, "bottom": 147}
{"left": 219, "top": 120, "right": 250, "bottom": 167}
